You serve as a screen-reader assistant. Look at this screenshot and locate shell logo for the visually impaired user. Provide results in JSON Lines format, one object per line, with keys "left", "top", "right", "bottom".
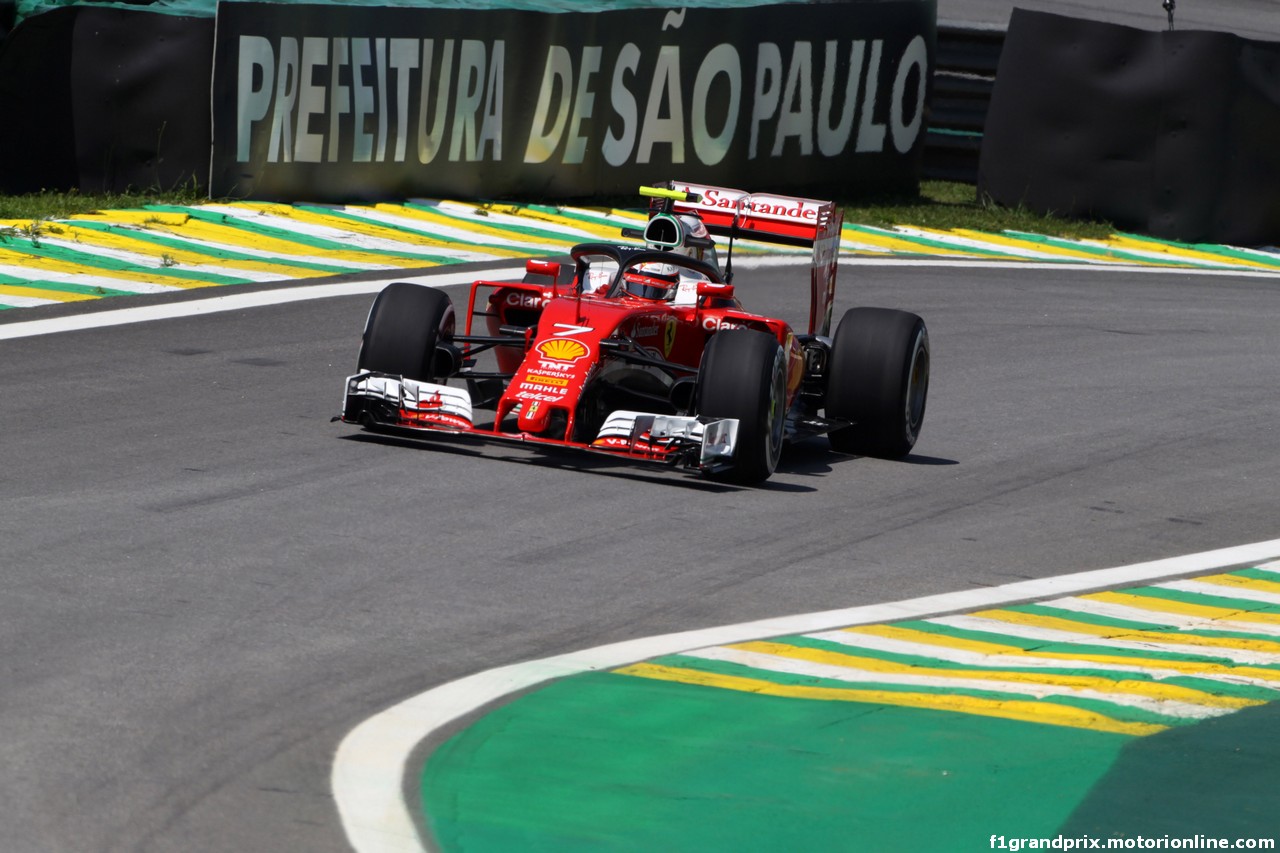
{"left": 537, "top": 339, "right": 589, "bottom": 362}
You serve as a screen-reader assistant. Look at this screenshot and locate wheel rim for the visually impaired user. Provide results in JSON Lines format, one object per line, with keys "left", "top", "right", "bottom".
{"left": 903, "top": 331, "right": 930, "bottom": 435}
{"left": 766, "top": 347, "right": 787, "bottom": 466}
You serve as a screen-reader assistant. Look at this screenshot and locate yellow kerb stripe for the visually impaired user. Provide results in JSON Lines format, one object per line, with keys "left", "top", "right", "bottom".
{"left": 729, "top": 641, "right": 1259, "bottom": 710}
{"left": 948, "top": 229, "right": 1130, "bottom": 263}
{"left": 1088, "top": 591, "right": 1280, "bottom": 627}
{"left": 1101, "top": 235, "right": 1277, "bottom": 270}
{"left": 338, "top": 203, "right": 577, "bottom": 247}
{"left": 0, "top": 285, "right": 98, "bottom": 303}
{"left": 844, "top": 624, "right": 1280, "bottom": 683}
{"left": 457, "top": 203, "right": 638, "bottom": 241}
{"left": 221, "top": 202, "right": 469, "bottom": 246}
{"left": 0, "top": 248, "right": 211, "bottom": 288}
{"left": 72, "top": 211, "right": 414, "bottom": 265}
{"left": 844, "top": 229, "right": 998, "bottom": 258}
{"left": 369, "top": 205, "right": 537, "bottom": 257}
{"left": 615, "top": 662, "right": 1165, "bottom": 737}
{"left": 1193, "top": 573, "right": 1280, "bottom": 596}
{"left": 29, "top": 224, "right": 333, "bottom": 279}
{"left": 972, "top": 607, "right": 1280, "bottom": 656}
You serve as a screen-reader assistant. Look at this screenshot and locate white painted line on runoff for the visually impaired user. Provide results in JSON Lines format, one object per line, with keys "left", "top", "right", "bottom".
{"left": 331, "top": 537, "right": 1280, "bottom": 853}
{"left": 0, "top": 267, "right": 524, "bottom": 341}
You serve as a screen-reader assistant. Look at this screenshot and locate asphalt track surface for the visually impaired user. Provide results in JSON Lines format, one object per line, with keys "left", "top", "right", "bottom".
{"left": 2, "top": 257, "right": 1279, "bottom": 852}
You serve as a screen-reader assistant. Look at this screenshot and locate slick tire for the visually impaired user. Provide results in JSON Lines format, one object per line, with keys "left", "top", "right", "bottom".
{"left": 357, "top": 283, "right": 455, "bottom": 382}
{"left": 698, "top": 329, "right": 788, "bottom": 485}
{"left": 826, "top": 307, "right": 929, "bottom": 459}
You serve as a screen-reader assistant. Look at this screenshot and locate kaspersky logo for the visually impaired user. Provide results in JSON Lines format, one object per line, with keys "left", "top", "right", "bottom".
{"left": 537, "top": 339, "right": 589, "bottom": 362}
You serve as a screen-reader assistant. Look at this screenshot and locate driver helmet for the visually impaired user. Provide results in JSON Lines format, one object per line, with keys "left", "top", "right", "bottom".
{"left": 651, "top": 216, "right": 719, "bottom": 274}
{"left": 679, "top": 215, "right": 711, "bottom": 245}
{"left": 623, "top": 262, "right": 681, "bottom": 300}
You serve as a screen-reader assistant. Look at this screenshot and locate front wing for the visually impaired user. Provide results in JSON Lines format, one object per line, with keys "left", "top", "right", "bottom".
{"left": 339, "top": 372, "right": 740, "bottom": 475}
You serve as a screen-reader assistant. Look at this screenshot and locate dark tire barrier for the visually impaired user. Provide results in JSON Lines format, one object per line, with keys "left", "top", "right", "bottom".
{"left": 979, "top": 8, "right": 1280, "bottom": 246}
{"left": 923, "top": 23, "right": 1004, "bottom": 184}
{"left": 0, "top": 7, "right": 211, "bottom": 194}
{"left": 0, "top": 8, "right": 78, "bottom": 193}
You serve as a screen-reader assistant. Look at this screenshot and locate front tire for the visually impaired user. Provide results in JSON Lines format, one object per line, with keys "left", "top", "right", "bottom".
{"left": 357, "top": 283, "right": 455, "bottom": 382}
{"left": 698, "top": 330, "right": 788, "bottom": 484}
{"left": 826, "top": 307, "right": 929, "bottom": 458}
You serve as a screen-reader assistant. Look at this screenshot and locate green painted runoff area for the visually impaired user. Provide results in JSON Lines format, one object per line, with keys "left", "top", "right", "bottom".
{"left": 422, "top": 672, "right": 1142, "bottom": 851}
{"left": 1062, "top": 701, "right": 1280, "bottom": 840}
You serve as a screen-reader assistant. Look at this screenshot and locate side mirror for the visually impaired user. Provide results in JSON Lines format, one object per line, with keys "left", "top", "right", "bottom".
{"left": 525, "top": 258, "right": 563, "bottom": 295}
{"left": 696, "top": 281, "right": 735, "bottom": 300}
{"left": 525, "top": 259, "right": 560, "bottom": 277}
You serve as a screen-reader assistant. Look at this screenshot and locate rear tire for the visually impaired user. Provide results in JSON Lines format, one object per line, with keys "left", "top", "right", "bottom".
{"left": 698, "top": 330, "right": 788, "bottom": 484}
{"left": 357, "top": 283, "right": 455, "bottom": 382}
{"left": 826, "top": 307, "right": 929, "bottom": 458}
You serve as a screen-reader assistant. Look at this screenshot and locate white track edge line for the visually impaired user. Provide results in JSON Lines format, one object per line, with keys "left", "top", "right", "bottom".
{"left": 0, "top": 268, "right": 525, "bottom": 341}
{"left": 5, "top": 255, "right": 1275, "bottom": 342}
{"left": 332, "top": 537, "right": 1280, "bottom": 853}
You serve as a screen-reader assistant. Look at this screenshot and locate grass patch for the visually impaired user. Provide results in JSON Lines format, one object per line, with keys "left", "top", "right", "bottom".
{"left": 846, "top": 181, "right": 1115, "bottom": 239}
{"left": 0, "top": 184, "right": 207, "bottom": 220}
{"left": 0, "top": 180, "right": 1116, "bottom": 239}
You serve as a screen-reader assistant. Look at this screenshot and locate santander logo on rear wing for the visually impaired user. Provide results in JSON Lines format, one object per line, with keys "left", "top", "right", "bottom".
{"left": 659, "top": 180, "right": 844, "bottom": 338}
{"left": 666, "top": 181, "right": 840, "bottom": 248}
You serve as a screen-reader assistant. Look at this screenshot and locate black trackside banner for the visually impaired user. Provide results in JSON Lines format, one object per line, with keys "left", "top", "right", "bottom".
{"left": 210, "top": 1, "right": 935, "bottom": 201}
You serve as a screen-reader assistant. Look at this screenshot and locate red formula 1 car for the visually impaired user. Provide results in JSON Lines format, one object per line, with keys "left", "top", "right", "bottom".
{"left": 338, "top": 181, "right": 930, "bottom": 485}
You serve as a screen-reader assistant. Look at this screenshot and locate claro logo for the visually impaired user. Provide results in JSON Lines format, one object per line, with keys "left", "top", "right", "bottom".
{"left": 506, "top": 292, "right": 545, "bottom": 308}
{"left": 702, "top": 316, "right": 748, "bottom": 332}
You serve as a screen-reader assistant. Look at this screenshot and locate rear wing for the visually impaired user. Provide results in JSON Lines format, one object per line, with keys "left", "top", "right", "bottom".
{"left": 646, "top": 180, "right": 844, "bottom": 337}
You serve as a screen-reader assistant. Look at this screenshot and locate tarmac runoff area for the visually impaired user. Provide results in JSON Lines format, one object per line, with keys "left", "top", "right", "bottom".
{"left": 5, "top": 199, "right": 1280, "bottom": 309}
{"left": 333, "top": 543, "right": 1280, "bottom": 852}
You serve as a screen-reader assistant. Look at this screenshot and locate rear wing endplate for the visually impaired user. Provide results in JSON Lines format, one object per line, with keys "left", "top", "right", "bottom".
{"left": 655, "top": 180, "right": 844, "bottom": 338}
